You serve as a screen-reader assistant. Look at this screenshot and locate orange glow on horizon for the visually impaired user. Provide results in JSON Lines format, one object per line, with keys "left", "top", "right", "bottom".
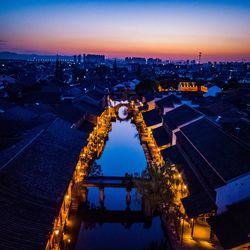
{"left": 6, "top": 35, "right": 250, "bottom": 61}
{"left": 1, "top": 2, "right": 250, "bottom": 61}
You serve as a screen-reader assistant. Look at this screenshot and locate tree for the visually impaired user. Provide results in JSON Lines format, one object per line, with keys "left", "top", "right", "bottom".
{"left": 113, "top": 58, "right": 117, "bottom": 76}
{"left": 55, "top": 57, "right": 64, "bottom": 82}
{"left": 72, "top": 65, "right": 85, "bottom": 82}
{"left": 135, "top": 162, "right": 175, "bottom": 212}
{"left": 224, "top": 77, "right": 239, "bottom": 90}
{"left": 89, "top": 162, "right": 103, "bottom": 176}
{"left": 135, "top": 161, "right": 184, "bottom": 235}
{"left": 136, "top": 64, "right": 141, "bottom": 76}
{"left": 135, "top": 79, "right": 157, "bottom": 95}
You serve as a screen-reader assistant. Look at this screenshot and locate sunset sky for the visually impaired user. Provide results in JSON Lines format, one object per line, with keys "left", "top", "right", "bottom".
{"left": 0, "top": 0, "right": 250, "bottom": 61}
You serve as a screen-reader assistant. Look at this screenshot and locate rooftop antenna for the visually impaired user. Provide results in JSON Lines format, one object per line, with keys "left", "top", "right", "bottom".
{"left": 198, "top": 52, "right": 202, "bottom": 64}
{"left": 215, "top": 115, "right": 221, "bottom": 123}
{"left": 235, "top": 127, "right": 240, "bottom": 137}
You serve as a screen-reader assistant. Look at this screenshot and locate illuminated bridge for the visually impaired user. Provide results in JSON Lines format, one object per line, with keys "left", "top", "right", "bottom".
{"left": 82, "top": 176, "right": 140, "bottom": 188}
{"left": 79, "top": 176, "right": 150, "bottom": 212}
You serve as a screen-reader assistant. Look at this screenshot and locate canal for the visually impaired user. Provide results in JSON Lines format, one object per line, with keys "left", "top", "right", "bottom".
{"left": 75, "top": 120, "right": 170, "bottom": 250}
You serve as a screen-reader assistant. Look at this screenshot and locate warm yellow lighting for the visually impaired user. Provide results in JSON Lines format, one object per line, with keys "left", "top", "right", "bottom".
{"left": 49, "top": 105, "right": 183, "bottom": 249}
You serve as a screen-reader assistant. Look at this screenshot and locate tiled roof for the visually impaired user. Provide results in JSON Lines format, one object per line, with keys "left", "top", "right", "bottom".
{"left": 0, "top": 118, "right": 87, "bottom": 249}
{"left": 0, "top": 105, "right": 56, "bottom": 151}
{"left": 161, "top": 145, "right": 216, "bottom": 217}
{"left": 22, "top": 91, "right": 61, "bottom": 105}
{"left": 198, "top": 102, "right": 236, "bottom": 116}
{"left": 152, "top": 126, "right": 171, "bottom": 147}
{"left": 53, "top": 103, "right": 84, "bottom": 123}
{"left": 224, "top": 118, "right": 250, "bottom": 146}
{"left": 208, "top": 198, "right": 250, "bottom": 249}
{"left": 161, "top": 146, "right": 187, "bottom": 169}
{"left": 74, "top": 100, "right": 104, "bottom": 116}
{"left": 163, "top": 104, "right": 203, "bottom": 130}
{"left": 181, "top": 192, "right": 216, "bottom": 218}
{"left": 142, "top": 109, "right": 162, "bottom": 127}
{"left": 161, "top": 146, "right": 207, "bottom": 195}
{"left": 1, "top": 106, "right": 37, "bottom": 121}
{"left": 86, "top": 90, "right": 105, "bottom": 101}
{"left": 180, "top": 118, "right": 250, "bottom": 183}
{"left": 144, "top": 93, "right": 155, "bottom": 102}
{"left": 155, "top": 94, "right": 181, "bottom": 109}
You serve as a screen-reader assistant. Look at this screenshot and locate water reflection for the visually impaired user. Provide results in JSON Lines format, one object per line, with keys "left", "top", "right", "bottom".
{"left": 75, "top": 120, "right": 169, "bottom": 250}
{"left": 96, "top": 120, "right": 147, "bottom": 176}
{"left": 86, "top": 188, "right": 140, "bottom": 211}
{"left": 76, "top": 218, "right": 167, "bottom": 250}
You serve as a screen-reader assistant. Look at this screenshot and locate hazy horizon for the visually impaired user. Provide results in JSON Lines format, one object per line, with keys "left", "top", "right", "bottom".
{"left": 1, "top": 50, "right": 250, "bottom": 63}
{"left": 1, "top": 0, "right": 250, "bottom": 62}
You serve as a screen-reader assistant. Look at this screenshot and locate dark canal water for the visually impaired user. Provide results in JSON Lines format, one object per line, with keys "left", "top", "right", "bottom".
{"left": 75, "top": 120, "right": 169, "bottom": 250}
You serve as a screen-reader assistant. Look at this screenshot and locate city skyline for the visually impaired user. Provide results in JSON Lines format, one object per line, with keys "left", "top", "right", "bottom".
{"left": 1, "top": 0, "right": 250, "bottom": 61}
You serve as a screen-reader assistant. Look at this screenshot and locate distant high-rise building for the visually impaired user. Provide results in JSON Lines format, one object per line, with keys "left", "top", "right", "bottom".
{"left": 147, "top": 58, "right": 162, "bottom": 65}
{"left": 199, "top": 52, "right": 202, "bottom": 64}
{"left": 55, "top": 56, "right": 64, "bottom": 82}
{"left": 125, "top": 57, "right": 146, "bottom": 64}
{"left": 78, "top": 54, "right": 82, "bottom": 63}
{"left": 84, "top": 54, "right": 105, "bottom": 64}
{"left": 73, "top": 55, "right": 77, "bottom": 63}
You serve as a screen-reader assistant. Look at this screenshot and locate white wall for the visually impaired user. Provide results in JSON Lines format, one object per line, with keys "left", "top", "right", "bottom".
{"left": 149, "top": 121, "right": 163, "bottom": 130}
{"left": 163, "top": 104, "right": 182, "bottom": 115}
{"left": 147, "top": 100, "right": 155, "bottom": 111}
{"left": 163, "top": 106, "right": 174, "bottom": 114}
{"left": 215, "top": 173, "right": 250, "bottom": 214}
{"left": 181, "top": 100, "right": 199, "bottom": 108}
{"left": 204, "top": 86, "right": 222, "bottom": 97}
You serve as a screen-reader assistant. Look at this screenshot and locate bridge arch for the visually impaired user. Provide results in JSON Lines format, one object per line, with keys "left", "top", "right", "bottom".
{"left": 111, "top": 102, "right": 133, "bottom": 121}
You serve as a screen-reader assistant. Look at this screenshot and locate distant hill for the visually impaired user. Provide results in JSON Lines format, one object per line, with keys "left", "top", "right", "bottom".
{"left": 0, "top": 51, "right": 73, "bottom": 61}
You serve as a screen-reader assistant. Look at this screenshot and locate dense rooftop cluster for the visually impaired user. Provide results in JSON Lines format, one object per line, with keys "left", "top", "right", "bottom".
{"left": 0, "top": 55, "right": 249, "bottom": 249}
{"left": 140, "top": 91, "right": 250, "bottom": 249}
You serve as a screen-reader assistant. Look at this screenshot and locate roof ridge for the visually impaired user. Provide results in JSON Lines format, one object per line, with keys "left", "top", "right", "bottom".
{"left": 0, "top": 118, "right": 59, "bottom": 171}
{"left": 202, "top": 117, "right": 250, "bottom": 150}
